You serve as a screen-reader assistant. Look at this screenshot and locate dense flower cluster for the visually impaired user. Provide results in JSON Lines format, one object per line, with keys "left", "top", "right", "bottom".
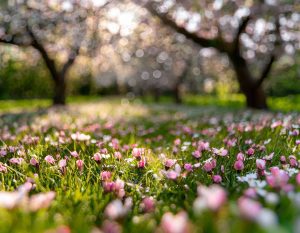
{"left": 0, "top": 104, "right": 300, "bottom": 232}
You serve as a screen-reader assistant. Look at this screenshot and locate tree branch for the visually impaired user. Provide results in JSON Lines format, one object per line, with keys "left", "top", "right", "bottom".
{"left": 60, "top": 46, "right": 80, "bottom": 78}
{"left": 0, "top": 38, "right": 14, "bottom": 44}
{"left": 145, "top": 2, "right": 227, "bottom": 53}
{"left": 0, "top": 36, "right": 27, "bottom": 46}
{"left": 254, "top": 16, "right": 280, "bottom": 88}
{"left": 232, "top": 15, "right": 251, "bottom": 53}
{"left": 254, "top": 55, "right": 275, "bottom": 88}
{"left": 59, "top": 0, "right": 93, "bottom": 78}
{"left": 26, "top": 25, "right": 59, "bottom": 81}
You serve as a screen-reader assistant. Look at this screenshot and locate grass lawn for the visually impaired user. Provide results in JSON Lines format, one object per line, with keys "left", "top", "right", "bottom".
{"left": 0, "top": 97, "right": 300, "bottom": 233}
{"left": 184, "top": 94, "right": 300, "bottom": 112}
{"left": 1, "top": 94, "right": 300, "bottom": 112}
{"left": 0, "top": 96, "right": 101, "bottom": 112}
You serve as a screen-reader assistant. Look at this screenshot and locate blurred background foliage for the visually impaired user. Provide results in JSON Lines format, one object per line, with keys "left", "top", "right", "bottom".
{"left": 0, "top": 47, "right": 53, "bottom": 99}
{"left": 1, "top": 47, "right": 299, "bottom": 100}
{"left": 0, "top": 0, "right": 299, "bottom": 108}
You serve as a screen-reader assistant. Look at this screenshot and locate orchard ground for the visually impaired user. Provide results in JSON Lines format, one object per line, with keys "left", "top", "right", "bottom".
{"left": 1, "top": 96, "right": 300, "bottom": 233}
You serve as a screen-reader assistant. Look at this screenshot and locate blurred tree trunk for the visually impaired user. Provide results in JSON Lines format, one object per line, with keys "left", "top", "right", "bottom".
{"left": 53, "top": 76, "right": 66, "bottom": 105}
{"left": 173, "top": 84, "right": 182, "bottom": 104}
{"left": 229, "top": 53, "right": 268, "bottom": 109}
{"left": 173, "top": 58, "right": 192, "bottom": 104}
{"left": 154, "top": 89, "right": 161, "bottom": 102}
{"left": 244, "top": 86, "right": 267, "bottom": 109}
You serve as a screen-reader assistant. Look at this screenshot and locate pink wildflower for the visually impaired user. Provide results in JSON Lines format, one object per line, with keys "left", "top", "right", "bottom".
{"left": 9, "top": 157, "right": 23, "bottom": 165}
{"left": 70, "top": 151, "right": 79, "bottom": 158}
{"left": 203, "top": 159, "right": 216, "bottom": 172}
{"left": 165, "top": 159, "right": 176, "bottom": 169}
{"left": 166, "top": 170, "right": 179, "bottom": 180}
{"left": 138, "top": 158, "right": 146, "bottom": 168}
{"left": 174, "top": 138, "right": 181, "bottom": 146}
{"left": 29, "top": 191, "right": 56, "bottom": 212}
{"left": 103, "top": 182, "right": 116, "bottom": 192}
{"left": 105, "top": 198, "right": 132, "bottom": 220}
{"left": 194, "top": 185, "right": 227, "bottom": 212}
{"left": 246, "top": 148, "right": 255, "bottom": 156}
{"left": 234, "top": 160, "right": 244, "bottom": 171}
{"left": 280, "top": 156, "right": 286, "bottom": 165}
{"left": 101, "top": 171, "right": 112, "bottom": 181}
{"left": 266, "top": 167, "right": 289, "bottom": 190}
{"left": 0, "top": 149, "right": 7, "bottom": 157}
{"left": 256, "top": 159, "right": 266, "bottom": 170}
{"left": 212, "top": 175, "right": 222, "bottom": 184}
{"left": 44, "top": 155, "right": 55, "bottom": 165}
{"left": 289, "top": 155, "right": 298, "bottom": 167}
{"left": 76, "top": 160, "right": 84, "bottom": 172}
{"left": 58, "top": 159, "right": 67, "bottom": 168}
{"left": 140, "top": 197, "right": 155, "bottom": 213}
{"left": 114, "top": 151, "right": 122, "bottom": 159}
{"left": 93, "top": 152, "right": 101, "bottom": 162}
{"left": 184, "top": 163, "right": 193, "bottom": 172}
{"left": 238, "top": 197, "right": 262, "bottom": 220}
{"left": 236, "top": 152, "right": 245, "bottom": 161}
{"left": 0, "top": 163, "right": 7, "bottom": 173}
{"left": 192, "top": 150, "right": 201, "bottom": 159}
{"left": 213, "top": 148, "right": 228, "bottom": 156}
{"left": 197, "top": 141, "right": 210, "bottom": 151}
{"left": 296, "top": 173, "right": 300, "bottom": 185}
{"left": 30, "top": 157, "right": 39, "bottom": 167}
{"left": 132, "top": 148, "right": 145, "bottom": 159}
{"left": 160, "top": 211, "right": 188, "bottom": 233}
{"left": 101, "top": 220, "right": 122, "bottom": 233}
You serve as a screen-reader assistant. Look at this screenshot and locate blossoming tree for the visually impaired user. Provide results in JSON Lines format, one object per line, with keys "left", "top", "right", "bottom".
{"left": 136, "top": 0, "right": 299, "bottom": 109}
{"left": 0, "top": 0, "right": 109, "bottom": 105}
